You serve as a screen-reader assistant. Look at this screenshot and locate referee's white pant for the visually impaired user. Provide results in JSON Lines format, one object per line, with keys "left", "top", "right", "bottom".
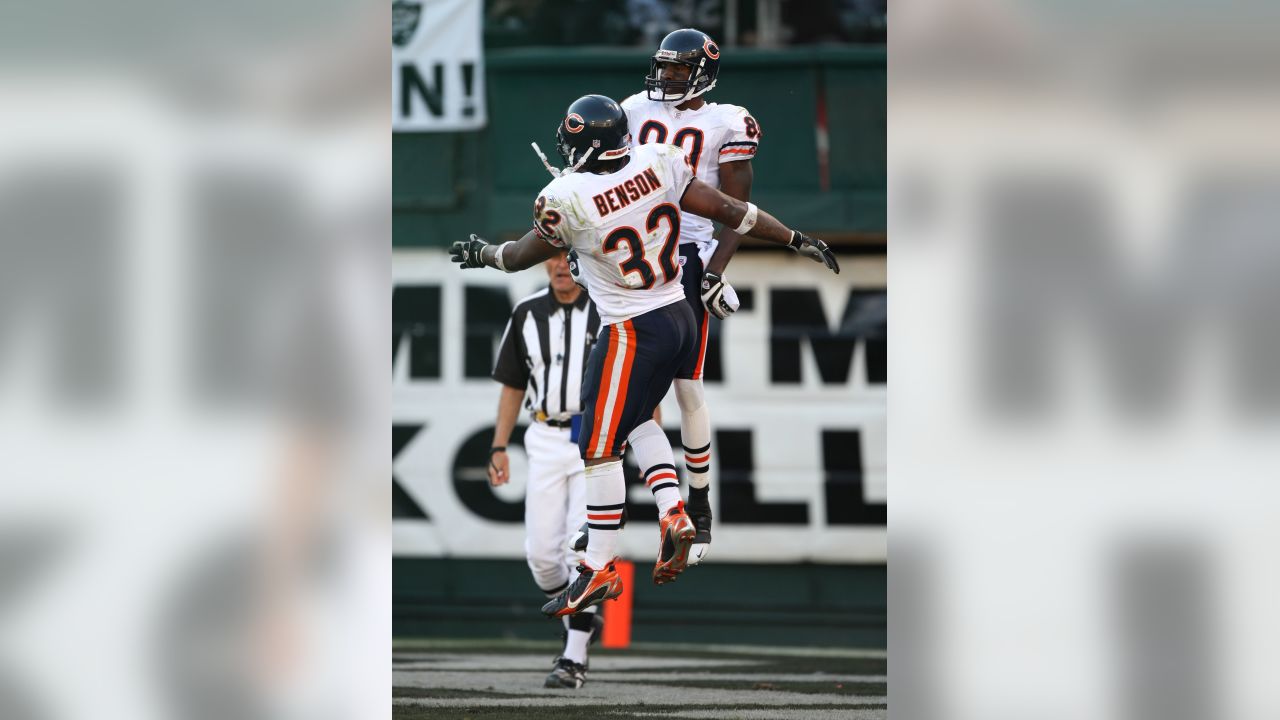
{"left": 523, "top": 421, "right": 589, "bottom": 594}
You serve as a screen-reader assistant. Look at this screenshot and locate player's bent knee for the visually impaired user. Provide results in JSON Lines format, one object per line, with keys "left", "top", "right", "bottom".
{"left": 526, "top": 551, "right": 563, "bottom": 584}
{"left": 628, "top": 419, "right": 662, "bottom": 442}
{"left": 674, "top": 378, "right": 706, "bottom": 411}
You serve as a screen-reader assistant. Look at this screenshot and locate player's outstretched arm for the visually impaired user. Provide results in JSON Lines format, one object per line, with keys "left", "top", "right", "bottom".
{"left": 680, "top": 178, "right": 839, "bottom": 274}
{"left": 450, "top": 230, "right": 561, "bottom": 273}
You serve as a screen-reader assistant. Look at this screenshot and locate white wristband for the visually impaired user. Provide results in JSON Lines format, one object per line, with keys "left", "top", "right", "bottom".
{"left": 732, "top": 202, "right": 758, "bottom": 234}
{"left": 492, "top": 242, "right": 513, "bottom": 272}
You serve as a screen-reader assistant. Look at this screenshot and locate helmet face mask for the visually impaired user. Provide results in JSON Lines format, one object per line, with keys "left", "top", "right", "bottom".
{"left": 646, "top": 58, "right": 701, "bottom": 102}
{"left": 644, "top": 29, "right": 720, "bottom": 103}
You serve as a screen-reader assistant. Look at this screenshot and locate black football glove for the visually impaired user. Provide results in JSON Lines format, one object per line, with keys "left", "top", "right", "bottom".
{"left": 787, "top": 231, "right": 840, "bottom": 274}
{"left": 450, "top": 234, "right": 489, "bottom": 269}
{"left": 700, "top": 272, "right": 741, "bottom": 320}
{"left": 566, "top": 249, "right": 588, "bottom": 291}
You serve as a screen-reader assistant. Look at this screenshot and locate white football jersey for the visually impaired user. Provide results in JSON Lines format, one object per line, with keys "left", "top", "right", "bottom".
{"left": 621, "top": 93, "right": 761, "bottom": 246}
{"left": 532, "top": 143, "right": 693, "bottom": 325}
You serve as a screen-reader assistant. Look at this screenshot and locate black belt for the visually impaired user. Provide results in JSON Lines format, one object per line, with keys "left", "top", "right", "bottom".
{"left": 540, "top": 416, "right": 577, "bottom": 428}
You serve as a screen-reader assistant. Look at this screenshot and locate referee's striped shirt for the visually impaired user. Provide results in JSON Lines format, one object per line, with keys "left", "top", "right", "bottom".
{"left": 493, "top": 286, "right": 600, "bottom": 421}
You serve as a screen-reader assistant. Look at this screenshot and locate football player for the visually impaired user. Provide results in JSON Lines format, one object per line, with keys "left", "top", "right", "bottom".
{"left": 619, "top": 28, "right": 764, "bottom": 565}
{"left": 451, "top": 94, "right": 838, "bottom": 618}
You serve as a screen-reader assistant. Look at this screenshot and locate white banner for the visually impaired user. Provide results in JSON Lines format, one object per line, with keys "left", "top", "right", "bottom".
{"left": 392, "top": 0, "right": 487, "bottom": 131}
{"left": 393, "top": 251, "right": 887, "bottom": 562}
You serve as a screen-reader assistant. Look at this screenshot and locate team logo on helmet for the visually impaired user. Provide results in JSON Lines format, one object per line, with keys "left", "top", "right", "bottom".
{"left": 703, "top": 37, "right": 720, "bottom": 60}
{"left": 564, "top": 113, "right": 585, "bottom": 134}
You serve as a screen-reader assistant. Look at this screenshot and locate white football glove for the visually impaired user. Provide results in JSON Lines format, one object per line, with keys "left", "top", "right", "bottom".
{"left": 700, "top": 272, "right": 740, "bottom": 319}
{"left": 566, "top": 249, "right": 588, "bottom": 291}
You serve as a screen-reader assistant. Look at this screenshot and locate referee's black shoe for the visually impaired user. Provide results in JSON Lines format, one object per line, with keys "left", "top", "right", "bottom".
{"left": 544, "top": 656, "right": 587, "bottom": 689}
{"left": 570, "top": 523, "right": 588, "bottom": 553}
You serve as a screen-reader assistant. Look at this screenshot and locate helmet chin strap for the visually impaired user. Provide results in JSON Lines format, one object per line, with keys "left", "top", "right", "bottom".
{"left": 530, "top": 142, "right": 595, "bottom": 179}
{"left": 683, "top": 78, "right": 717, "bottom": 101}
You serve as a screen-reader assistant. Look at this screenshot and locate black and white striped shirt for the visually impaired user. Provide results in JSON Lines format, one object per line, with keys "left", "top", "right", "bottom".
{"left": 493, "top": 287, "right": 600, "bottom": 422}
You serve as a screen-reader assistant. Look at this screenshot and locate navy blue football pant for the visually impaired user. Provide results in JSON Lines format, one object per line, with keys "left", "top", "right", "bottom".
{"left": 578, "top": 300, "right": 697, "bottom": 460}
{"left": 676, "top": 244, "right": 712, "bottom": 380}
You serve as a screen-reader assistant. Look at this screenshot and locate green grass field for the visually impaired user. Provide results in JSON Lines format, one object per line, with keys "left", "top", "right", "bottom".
{"left": 393, "top": 639, "right": 887, "bottom": 720}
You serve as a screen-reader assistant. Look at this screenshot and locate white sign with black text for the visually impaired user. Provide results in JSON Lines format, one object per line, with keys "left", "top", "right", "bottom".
{"left": 392, "top": 0, "right": 487, "bottom": 131}
{"left": 393, "top": 251, "right": 887, "bottom": 563}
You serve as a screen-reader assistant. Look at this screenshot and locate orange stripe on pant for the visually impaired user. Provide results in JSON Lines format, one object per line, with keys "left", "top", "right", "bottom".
{"left": 600, "top": 320, "right": 636, "bottom": 456}
{"left": 586, "top": 324, "right": 622, "bottom": 457}
{"left": 692, "top": 310, "right": 710, "bottom": 380}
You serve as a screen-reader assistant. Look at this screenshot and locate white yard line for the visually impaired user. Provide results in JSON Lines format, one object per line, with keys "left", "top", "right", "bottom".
{"left": 392, "top": 638, "right": 887, "bottom": 660}
{"left": 587, "top": 672, "right": 887, "bottom": 683}
{"left": 394, "top": 653, "right": 767, "bottom": 671}
{"left": 391, "top": 645, "right": 888, "bottom": 720}
{"left": 635, "top": 710, "right": 886, "bottom": 720}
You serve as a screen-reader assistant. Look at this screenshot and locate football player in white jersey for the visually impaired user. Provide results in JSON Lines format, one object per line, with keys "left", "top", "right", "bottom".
{"left": 619, "top": 28, "right": 765, "bottom": 565}
{"left": 450, "top": 94, "right": 838, "bottom": 616}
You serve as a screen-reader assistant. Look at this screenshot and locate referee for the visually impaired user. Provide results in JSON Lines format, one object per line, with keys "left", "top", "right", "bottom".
{"left": 488, "top": 248, "right": 602, "bottom": 689}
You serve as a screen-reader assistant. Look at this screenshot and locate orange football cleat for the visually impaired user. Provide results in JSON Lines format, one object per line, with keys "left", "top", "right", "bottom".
{"left": 652, "top": 501, "right": 696, "bottom": 585}
{"left": 542, "top": 561, "right": 624, "bottom": 617}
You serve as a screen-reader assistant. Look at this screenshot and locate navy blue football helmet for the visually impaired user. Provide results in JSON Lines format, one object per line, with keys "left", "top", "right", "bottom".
{"left": 554, "top": 94, "right": 631, "bottom": 173}
{"left": 645, "top": 28, "right": 721, "bottom": 102}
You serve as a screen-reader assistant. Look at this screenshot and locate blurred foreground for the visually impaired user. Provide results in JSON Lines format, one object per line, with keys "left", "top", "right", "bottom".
{"left": 891, "top": 1, "right": 1280, "bottom": 719}
{"left": 0, "top": 1, "right": 388, "bottom": 718}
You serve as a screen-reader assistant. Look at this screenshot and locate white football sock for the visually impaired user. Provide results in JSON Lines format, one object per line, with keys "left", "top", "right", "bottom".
{"left": 674, "top": 379, "right": 711, "bottom": 489}
{"left": 584, "top": 460, "right": 625, "bottom": 570}
{"left": 627, "top": 419, "right": 682, "bottom": 515}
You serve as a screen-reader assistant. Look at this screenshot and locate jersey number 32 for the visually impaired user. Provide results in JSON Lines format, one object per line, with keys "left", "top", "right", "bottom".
{"left": 604, "top": 203, "right": 681, "bottom": 289}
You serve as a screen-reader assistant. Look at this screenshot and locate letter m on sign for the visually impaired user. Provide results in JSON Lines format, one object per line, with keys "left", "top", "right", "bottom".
{"left": 770, "top": 289, "right": 886, "bottom": 385}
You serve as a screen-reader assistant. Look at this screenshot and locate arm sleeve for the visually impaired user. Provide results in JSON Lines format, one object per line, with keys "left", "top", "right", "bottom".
{"left": 718, "top": 106, "right": 761, "bottom": 164}
{"left": 491, "top": 313, "right": 530, "bottom": 389}
{"left": 532, "top": 189, "right": 569, "bottom": 248}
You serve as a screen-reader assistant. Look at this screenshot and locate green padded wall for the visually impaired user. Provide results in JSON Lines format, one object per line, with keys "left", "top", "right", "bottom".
{"left": 394, "top": 558, "right": 887, "bottom": 648}
{"left": 394, "top": 46, "right": 884, "bottom": 247}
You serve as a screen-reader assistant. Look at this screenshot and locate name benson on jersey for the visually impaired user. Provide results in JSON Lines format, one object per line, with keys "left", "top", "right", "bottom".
{"left": 591, "top": 167, "right": 663, "bottom": 218}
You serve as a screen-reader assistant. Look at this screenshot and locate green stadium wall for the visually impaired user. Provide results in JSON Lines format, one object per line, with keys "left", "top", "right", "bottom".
{"left": 394, "top": 558, "right": 886, "bottom": 648}
{"left": 393, "top": 46, "right": 886, "bottom": 248}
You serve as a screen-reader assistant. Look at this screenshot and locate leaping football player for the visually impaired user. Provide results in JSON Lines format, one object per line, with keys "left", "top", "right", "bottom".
{"left": 451, "top": 94, "right": 838, "bottom": 618}
{"left": 620, "top": 28, "right": 767, "bottom": 566}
